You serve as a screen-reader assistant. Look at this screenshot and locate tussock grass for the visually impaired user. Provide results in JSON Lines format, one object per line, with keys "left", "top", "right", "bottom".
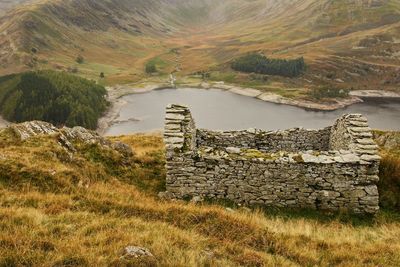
{"left": 379, "top": 154, "right": 400, "bottom": 210}
{"left": 375, "top": 131, "right": 400, "bottom": 212}
{"left": 1, "top": 130, "right": 400, "bottom": 266}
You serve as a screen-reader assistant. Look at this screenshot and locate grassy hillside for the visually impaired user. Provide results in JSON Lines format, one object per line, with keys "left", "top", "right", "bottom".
{"left": 0, "top": 0, "right": 399, "bottom": 92}
{"left": 0, "top": 0, "right": 33, "bottom": 16}
{"left": 375, "top": 131, "right": 400, "bottom": 211}
{"left": 1, "top": 128, "right": 400, "bottom": 266}
{"left": 0, "top": 70, "right": 108, "bottom": 129}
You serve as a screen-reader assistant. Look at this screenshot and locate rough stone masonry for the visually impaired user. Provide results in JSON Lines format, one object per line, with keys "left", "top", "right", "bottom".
{"left": 163, "top": 104, "right": 381, "bottom": 214}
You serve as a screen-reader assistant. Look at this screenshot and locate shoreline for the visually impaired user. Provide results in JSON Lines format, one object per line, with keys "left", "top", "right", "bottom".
{"left": 96, "top": 84, "right": 174, "bottom": 135}
{"left": 96, "top": 98, "right": 127, "bottom": 135}
{"left": 97, "top": 82, "right": 398, "bottom": 135}
{"left": 349, "top": 90, "right": 400, "bottom": 99}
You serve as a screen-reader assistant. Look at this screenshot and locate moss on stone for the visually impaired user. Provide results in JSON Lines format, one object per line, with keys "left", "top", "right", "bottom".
{"left": 313, "top": 151, "right": 321, "bottom": 156}
{"left": 182, "top": 133, "right": 192, "bottom": 151}
{"left": 292, "top": 154, "right": 305, "bottom": 163}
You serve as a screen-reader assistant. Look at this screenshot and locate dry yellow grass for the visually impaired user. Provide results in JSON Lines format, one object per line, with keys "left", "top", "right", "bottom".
{"left": 1, "top": 130, "right": 400, "bottom": 266}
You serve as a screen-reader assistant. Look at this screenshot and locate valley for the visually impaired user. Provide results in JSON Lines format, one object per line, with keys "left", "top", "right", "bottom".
{"left": 1, "top": 1, "right": 400, "bottom": 266}
{"left": 0, "top": 0, "right": 399, "bottom": 101}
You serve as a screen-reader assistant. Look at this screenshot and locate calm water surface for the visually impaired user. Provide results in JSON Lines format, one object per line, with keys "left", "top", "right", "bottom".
{"left": 105, "top": 88, "right": 400, "bottom": 135}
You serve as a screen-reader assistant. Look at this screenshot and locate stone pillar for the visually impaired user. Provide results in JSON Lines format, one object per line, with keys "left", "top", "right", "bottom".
{"left": 329, "top": 114, "right": 380, "bottom": 213}
{"left": 164, "top": 104, "right": 197, "bottom": 198}
{"left": 164, "top": 104, "right": 196, "bottom": 154}
{"left": 330, "top": 114, "right": 380, "bottom": 163}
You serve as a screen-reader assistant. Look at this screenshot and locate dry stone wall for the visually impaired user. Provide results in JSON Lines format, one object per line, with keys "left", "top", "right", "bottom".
{"left": 164, "top": 104, "right": 380, "bottom": 214}
{"left": 197, "top": 127, "right": 331, "bottom": 152}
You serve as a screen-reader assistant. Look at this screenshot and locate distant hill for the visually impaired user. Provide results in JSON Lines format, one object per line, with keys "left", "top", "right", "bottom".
{"left": 0, "top": 0, "right": 399, "bottom": 90}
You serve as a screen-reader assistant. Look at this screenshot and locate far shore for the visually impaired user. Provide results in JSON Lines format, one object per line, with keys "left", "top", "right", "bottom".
{"left": 96, "top": 82, "right": 400, "bottom": 135}
{"left": 349, "top": 90, "right": 400, "bottom": 99}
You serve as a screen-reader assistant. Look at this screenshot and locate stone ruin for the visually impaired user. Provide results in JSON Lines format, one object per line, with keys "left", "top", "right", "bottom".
{"left": 163, "top": 104, "right": 381, "bottom": 214}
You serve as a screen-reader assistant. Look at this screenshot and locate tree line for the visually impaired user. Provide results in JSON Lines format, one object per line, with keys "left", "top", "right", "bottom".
{"left": 0, "top": 70, "right": 108, "bottom": 129}
{"left": 231, "top": 53, "right": 306, "bottom": 78}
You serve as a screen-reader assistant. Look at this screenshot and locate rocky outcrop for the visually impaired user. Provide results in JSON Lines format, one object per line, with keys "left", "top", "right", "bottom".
{"left": 121, "top": 246, "right": 155, "bottom": 259}
{"left": 11, "top": 121, "right": 59, "bottom": 140}
{"left": 163, "top": 105, "right": 381, "bottom": 214}
{"left": 118, "top": 246, "right": 157, "bottom": 266}
{"left": 9, "top": 121, "right": 133, "bottom": 157}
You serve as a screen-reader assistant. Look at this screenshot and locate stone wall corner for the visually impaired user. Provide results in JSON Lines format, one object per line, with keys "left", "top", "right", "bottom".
{"left": 164, "top": 104, "right": 197, "bottom": 157}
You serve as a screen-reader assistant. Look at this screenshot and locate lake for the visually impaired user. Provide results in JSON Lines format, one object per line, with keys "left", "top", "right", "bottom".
{"left": 105, "top": 88, "right": 400, "bottom": 135}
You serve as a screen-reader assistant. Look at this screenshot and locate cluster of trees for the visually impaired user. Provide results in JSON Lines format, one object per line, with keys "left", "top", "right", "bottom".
{"left": 309, "top": 86, "right": 350, "bottom": 100}
{"left": 76, "top": 55, "right": 84, "bottom": 64}
{"left": 0, "top": 70, "right": 108, "bottom": 129}
{"left": 145, "top": 61, "right": 157, "bottom": 74}
{"left": 231, "top": 53, "right": 306, "bottom": 78}
{"left": 192, "top": 71, "right": 211, "bottom": 80}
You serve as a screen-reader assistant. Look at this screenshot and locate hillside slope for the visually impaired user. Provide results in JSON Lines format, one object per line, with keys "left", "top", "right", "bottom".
{"left": 0, "top": 0, "right": 400, "bottom": 90}
{"left": 1, "top": 122, "right": 400, "bottom": 266}
{"left": 0, "top": 0, "right": 33, "bottom": 15}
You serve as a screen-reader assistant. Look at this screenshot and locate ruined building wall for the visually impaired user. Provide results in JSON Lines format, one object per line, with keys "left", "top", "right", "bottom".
{"left": 164, "top": 104, "right": 381, "bottom": 214}
{"left": 197, "top": 127, "right": 332, "bottom": 152}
